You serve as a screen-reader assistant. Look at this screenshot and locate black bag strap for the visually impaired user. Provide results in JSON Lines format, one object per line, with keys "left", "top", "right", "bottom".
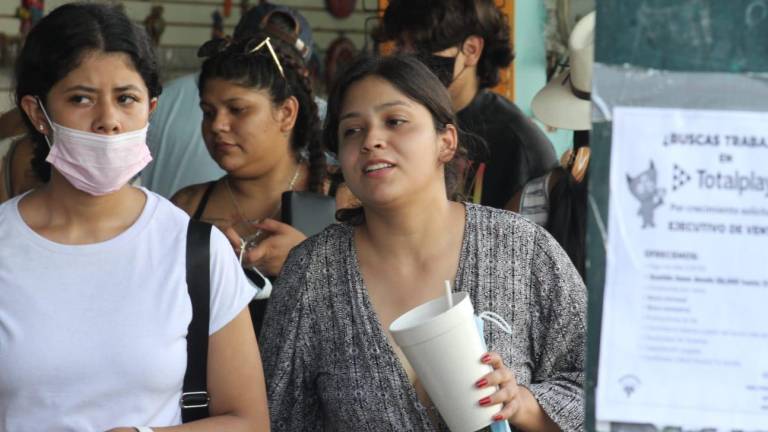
{"left": 182, "top": 219, "right": 212, "bottom": 422}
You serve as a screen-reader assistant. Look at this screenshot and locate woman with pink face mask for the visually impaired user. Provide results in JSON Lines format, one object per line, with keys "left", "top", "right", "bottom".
{"left": 0, "top": 3, "right": 269, "bottom": 431}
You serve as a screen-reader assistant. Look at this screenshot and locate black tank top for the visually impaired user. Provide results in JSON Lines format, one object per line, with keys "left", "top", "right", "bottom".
{"left": 190, "top": 180, "right": 269, "bottom": 335}
{"left": 191, "top": 181, "right": 217, "bottom": 221}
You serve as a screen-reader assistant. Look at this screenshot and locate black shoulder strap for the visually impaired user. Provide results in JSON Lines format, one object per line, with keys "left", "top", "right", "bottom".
{"left": 182, "top": 219, "right": 212, "bottom": 422}
{"left": 192, "top": 181, "right": 217, "bottom": 221}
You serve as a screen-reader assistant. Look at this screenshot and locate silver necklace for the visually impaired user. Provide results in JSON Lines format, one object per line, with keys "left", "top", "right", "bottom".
{"left": 225, "top": 166, "right": 301, "bottom": 264}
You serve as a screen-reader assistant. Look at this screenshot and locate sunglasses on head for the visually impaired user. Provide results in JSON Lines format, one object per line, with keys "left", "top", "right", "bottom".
{"left": 197, "top": 35, "right": 286, "bottom": 78}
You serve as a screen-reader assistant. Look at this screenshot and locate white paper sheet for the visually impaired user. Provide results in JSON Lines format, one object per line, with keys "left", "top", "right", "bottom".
{"left": 596, "top": 107, "right": 768, "bottom": 430}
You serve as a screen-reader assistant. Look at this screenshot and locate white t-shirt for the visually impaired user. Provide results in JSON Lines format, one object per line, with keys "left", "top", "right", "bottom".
{"left": 0, "top": 188, "right": 255, "bottom": 431}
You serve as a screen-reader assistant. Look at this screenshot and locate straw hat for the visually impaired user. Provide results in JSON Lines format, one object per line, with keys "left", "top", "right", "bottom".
{"left": 531, "top": 11, "right": 595, "bottom": 131}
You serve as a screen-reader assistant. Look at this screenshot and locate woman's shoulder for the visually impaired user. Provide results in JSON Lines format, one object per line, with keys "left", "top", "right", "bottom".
{"left": 170, "top": 180, "right": 217, "bottom": 216}
{"left": 467, "top": 203, "right": 584, "bottom": 298}
{"left": 466, "top": 202, "right": 541, "bottom": 235}
{"left": 277, "top": 223, "right": 352, "bottom": 284}
{"left": 290, "top": 222, "right": 353, "bottom": 263}
{"left": 466, "top": 203, "right": 572, "bottom": 264}
{"left": 136, "top": 188, "right": 192, "bottom": 230}
{"left": 272, "top": 223, "right": 353, "bottom": 309}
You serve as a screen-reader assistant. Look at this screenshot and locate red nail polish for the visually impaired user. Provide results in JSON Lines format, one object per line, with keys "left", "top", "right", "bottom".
{"left": 492, "top": 414, "right": 504, "bottom": 421}
{"left": 479, "top": 396, "right": 492, "bottom": 406}
{"left": 475, "top": 378, "right": 487, "bottom": 388}
{"left": 481, "top": 354, "right": 491, "bottom": 363}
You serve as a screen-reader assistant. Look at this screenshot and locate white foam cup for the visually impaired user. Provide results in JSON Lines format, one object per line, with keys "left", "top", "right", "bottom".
{"left": 389, "top": 291, "right": 499, "bottom": 432}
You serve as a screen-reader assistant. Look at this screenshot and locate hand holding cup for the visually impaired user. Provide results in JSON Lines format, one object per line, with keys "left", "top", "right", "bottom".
{"left": 475, "top": 352, "right": 521, "bottom": 422}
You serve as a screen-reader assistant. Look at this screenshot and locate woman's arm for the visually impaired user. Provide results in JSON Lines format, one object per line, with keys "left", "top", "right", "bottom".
{"left": 525, "top": 229, "right": 587, "bottom": 432}
{"left": 260, "top": 241, "right": 323, "bottom": 430}
{"left": 108, "top": 309, "right": 268, "bottom": 432}
{"left": 170, "top": 185, "right": 203, "bottom": 217}
{"left": 475, "top": 352, "right": 560, "bottom": 431}
{"left": 109, "top": 227, "right": 269, "bottom": 431}
{"left": 150, "top": 308, "right": 269, "bottom": 431}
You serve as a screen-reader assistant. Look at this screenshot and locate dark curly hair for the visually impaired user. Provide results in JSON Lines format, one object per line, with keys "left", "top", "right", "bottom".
{"left": 324, "top": 55, "right": 469, "bottom": 225}
{"left": 198, "top": 34, "right": 326, "bottom": 193}
{"left": 374, "top": 0, "right": 514, "bottom": 90}
{"left": 14, "top": 2, "right": 162, "bottom": 182}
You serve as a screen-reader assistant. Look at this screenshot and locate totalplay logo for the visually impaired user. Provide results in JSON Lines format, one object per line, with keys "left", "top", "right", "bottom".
{"left": 672, "top": 164, "right": 768, "bottom": 197}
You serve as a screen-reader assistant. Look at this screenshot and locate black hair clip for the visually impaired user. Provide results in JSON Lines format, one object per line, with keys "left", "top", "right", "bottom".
{"left": 197, "top": 36, "right": 233, "bottom": 58}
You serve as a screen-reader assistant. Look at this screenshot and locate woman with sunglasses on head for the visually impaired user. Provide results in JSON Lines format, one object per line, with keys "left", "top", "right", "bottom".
{"left": 172, "top": 30, "right": 335, "bottom": 336}
{"left": 259, "top": 55, "right": 586, "bottom": 431}
{"left": 0, "top": 4, "right": 268, "bottom": 431}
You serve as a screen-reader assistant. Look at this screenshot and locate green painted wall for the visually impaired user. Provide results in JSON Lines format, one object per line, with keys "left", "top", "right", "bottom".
{"left": 514, "top": 0, "right": 573, "bottom": 157}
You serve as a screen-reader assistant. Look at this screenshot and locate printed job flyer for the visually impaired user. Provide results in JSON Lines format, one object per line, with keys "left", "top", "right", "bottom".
{"left": 596, "top": 107, "right": 768, "bottom": 429}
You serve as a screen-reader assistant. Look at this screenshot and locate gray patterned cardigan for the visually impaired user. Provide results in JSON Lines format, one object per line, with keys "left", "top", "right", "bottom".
{"left": 260, "top": 204, "right": 586, "bottom": 431}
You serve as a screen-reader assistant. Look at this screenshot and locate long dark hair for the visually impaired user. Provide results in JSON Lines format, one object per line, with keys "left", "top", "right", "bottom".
{"left": 374, "top": 0, "right": 514, "bottom": 89}
{"left": 546, "top": 130, "right": 590, "bottom": 278}
{"left": 198, "top": 34, "right": 326, "bottom": 193}
{"left": 14, "top": 2, "right": 162, "bottom": 182}
{"left": 324, "top": 55, "right": 467, "bottom": 225}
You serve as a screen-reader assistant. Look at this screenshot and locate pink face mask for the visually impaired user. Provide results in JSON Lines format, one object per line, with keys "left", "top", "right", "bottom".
{"left": 37, "top": 98, "right": 153, "bottom": 196}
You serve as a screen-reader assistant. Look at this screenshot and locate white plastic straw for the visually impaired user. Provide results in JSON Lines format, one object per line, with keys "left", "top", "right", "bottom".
{"left": 444, "top": 280, "right": 453, "bottom": 310}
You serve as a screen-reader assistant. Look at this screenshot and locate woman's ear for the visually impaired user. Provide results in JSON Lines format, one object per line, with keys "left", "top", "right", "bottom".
{"left": 148, "top": 97, "right": 159, "bottom": 116}
{"left": 437, "top": 124, "right": 459, "bottom": 163}
{"left": 275, "top": 96, "right": 300, "bottom": 133}
{"left": 461, "top": 35, "right": 485, "bottom": 67}
{"left": 20, "top": 95, "right": 49, "bottom": 135}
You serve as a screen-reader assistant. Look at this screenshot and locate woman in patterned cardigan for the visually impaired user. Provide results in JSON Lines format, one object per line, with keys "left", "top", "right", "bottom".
{"left": 259, "top": 55, "right": 586, "bottom": 432}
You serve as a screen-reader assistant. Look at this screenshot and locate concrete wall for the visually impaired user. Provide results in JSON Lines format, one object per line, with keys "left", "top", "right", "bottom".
{"left": 0, "top": 0, "right": 376, "bottom": 112}
{"left": 516, "top": 0, "right": 594, "bottom": 156}
{"left": 0, "top": 0, "right": 595, "bottom": 120}
{"left": 1, "top": 1, "right": 373, "bottom": 50}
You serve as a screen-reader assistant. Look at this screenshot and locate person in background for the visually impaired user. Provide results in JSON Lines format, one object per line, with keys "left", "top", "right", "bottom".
{"left": 260, "top": 55, "right": 585, "bottom": 431}
{"left": 374, "top": 0, "right": 558, "bottom": 209}
{"left": 143, "top": 5, "right": 166, "bottom": 46}
{"left": 141, "top": 72, "right": 226, "bottom": 198}
{"left": 142, "top": 2, "right": 324, "bottom": 199}
{"left": 0, "top": 135, "right": 41, "bottom": 203}
{"left": 0, "top": 108, "right": 42, "bottom": 203}
{"left": 508, "top": 12, "right": 595, "bottom": 278}
{"left": 171, "top": 29, "right": 330, "bottom": 336}
{"left": 0, "top": 108, "right": 26, "bottom": 141}
{"left": 0, "top": 4, "right": 268, "bottom": 430}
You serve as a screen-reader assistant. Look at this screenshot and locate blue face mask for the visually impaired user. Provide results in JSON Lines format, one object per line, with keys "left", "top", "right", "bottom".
{"left": 475, "top": 311, "right": 513, "bottom": 432}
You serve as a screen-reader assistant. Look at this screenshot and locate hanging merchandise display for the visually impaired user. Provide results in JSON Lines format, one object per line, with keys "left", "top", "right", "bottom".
{"left": 326, "top": 0, "right": 357, "bottom": 19}
{"left": 143, "top": 5, "right": 166, "bottom": 46}
{"left": 325, "top": 36, "right": 357, "bottom": 90}
{"left": 211, "top": 9, "right": 224, "bottom": 39}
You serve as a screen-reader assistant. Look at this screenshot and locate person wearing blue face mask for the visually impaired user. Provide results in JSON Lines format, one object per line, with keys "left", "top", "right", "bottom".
{"left": 374, "top": 0, "right": 559, "bottom": 210}
{"left": 0, "top": 3, "right": 268, "bottom": 431}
